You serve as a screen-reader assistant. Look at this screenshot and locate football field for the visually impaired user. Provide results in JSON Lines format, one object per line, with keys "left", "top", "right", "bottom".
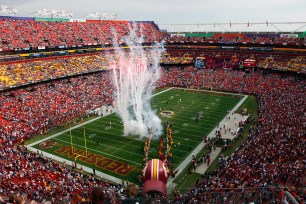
{"left": 30, "top": 88, "right": 243, "bottom": 184}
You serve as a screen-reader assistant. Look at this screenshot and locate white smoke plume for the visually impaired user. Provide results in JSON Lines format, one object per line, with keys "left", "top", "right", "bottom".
{"left": 110, "top": 23, "right": 163, "bottom": 139}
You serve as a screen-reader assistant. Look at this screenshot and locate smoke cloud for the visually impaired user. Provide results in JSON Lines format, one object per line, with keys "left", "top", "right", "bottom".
{"left": 110, "top": 24, "right": 163, "bottom": 139}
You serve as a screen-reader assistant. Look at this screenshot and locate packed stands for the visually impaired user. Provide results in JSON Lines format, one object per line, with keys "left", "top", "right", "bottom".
{"left": 0, "top": 17, "right": 305, "bottom": 202}
{"left": 0, "top": 54, "right": 110, "bottom": 89}
{"left": 0, "top": 72, "right": 113, "bottom": 145}
{"left": 0, "top": 49, "right": 304, "bottom": 90}
{"left": 158, "top": 68, "right": 306, "bottom": 203}
{"left": 166, "top": 33, "right": 306, "bottom": 47}
{"left": 0, "top": 18, "right": 165, "bottom": 50}
{"left": 161, "top": 50, "right": 306, "bottom": 73}
{"left": 0, "top": 145, "right": 124, "bottom": 203}
{"left": 0, "top": 66, "right": 305, "bottom": 203}
{"left": 258, "top": 55, "right": 306, "bottom": 73}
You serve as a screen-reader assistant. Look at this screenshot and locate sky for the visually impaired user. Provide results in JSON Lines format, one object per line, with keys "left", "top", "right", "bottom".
{"left": 1, "top": 0, "right": 306, "bottom": 32}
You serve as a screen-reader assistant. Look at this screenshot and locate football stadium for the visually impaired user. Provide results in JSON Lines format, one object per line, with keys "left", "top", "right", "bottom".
{"left": 0, "top": 1, "right": 305, "bottom": 204}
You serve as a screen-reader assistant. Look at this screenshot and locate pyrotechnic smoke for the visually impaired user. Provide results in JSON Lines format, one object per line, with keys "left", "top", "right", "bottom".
{"left": 111, "top": 23, "right": 163, "bottom": 139}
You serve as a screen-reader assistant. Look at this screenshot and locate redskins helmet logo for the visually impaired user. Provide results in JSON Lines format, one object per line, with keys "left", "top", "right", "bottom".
{"left": 39, "top": 141, "right": 57, "bottom": 149}
{"left": 143, "top": 159, "right": 168, "bottom": 184}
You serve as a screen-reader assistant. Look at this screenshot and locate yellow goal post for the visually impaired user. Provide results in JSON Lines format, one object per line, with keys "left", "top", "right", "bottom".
{"left": 70, "top": 126, "right": 88, "bottom": 161}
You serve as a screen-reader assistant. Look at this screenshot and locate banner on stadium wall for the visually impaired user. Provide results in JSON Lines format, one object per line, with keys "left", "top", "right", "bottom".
{"left": 54, "top": 51, "right": 66, "bottom": 55}
{"left": 298, "top": 32, "right": 306, "bottom": 38}
{"left": 280, "top": 34, "right": 298, "bottom": 38}
{"left": 243, "top": 59, "right": 256, "bottom": 67}
{"left": 86, "top": 19, "right": 128, "bottom": 23}
{"left": 246, "top": 33, "right": 280, "bottom": 38}
{"left": 35, "top": 17, "right": 69, "bottom": 22}
{"left": 185, "top": 33, "right": 214, "bottom": 37}
{"left": 30, "top": 53, "right": 41, "bottom": 57}
{"left": 248, "top": 47, "right": 272, "bottom": 51}
{"left": 220, "top": 46, "right": 239, "bottom": 49}
{"left": 38, "top": 46, "right": 45, "bottom": 50}
{"left": 133, "top": 21, "right": 154, "bottom": 24}
{"left": 170, "top": 33, "right": 185, "bottom": 37}
{"left": 0, "top": 16, "right": 35, "bottom": 21}
{"left": 69, "top": 18, "right": 86, "bottom": 22}
{"left": 214, "top": 33, "right": 246, "bottom": 38}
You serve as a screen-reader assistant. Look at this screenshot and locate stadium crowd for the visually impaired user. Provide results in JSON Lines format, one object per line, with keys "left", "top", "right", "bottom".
{"left": 162, "top": 50, "right": 306, "bottom": 73}
{"left": 0, "top": 63, "right": 304, "bottom": 203}
{"left": 0, "top": 14, "right": 305, "bottom": 203}
{"left": 0, "top": 72, "right": 113, "bottom": 146}
{"left": 0, "top": 145, "right": 124, "bottom": 203}
{"left": 0, "top": 72, "right": 122, "bottom": 203}
{"left": 1, "top": 50, "right": 305, "bottom": 90}
{"left": 166, "top": 34, "right": 306, "bottom": 47}
{"left": 0, "top": 55, "right": 110, "bottom": 89}
{"left": 159, "top": 67, "right": 306, "bottom": 203}
{"left": 0, "top": 19, "right": 165, "bottom": 50}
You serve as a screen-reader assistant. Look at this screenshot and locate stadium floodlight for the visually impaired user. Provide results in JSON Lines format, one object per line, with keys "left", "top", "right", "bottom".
{"left": 32, "top": 9, "right": 73, "bottom": 18}
{"left": 86, "top": 12, "right": 117, "bottom": 20}
{"left": 0, "top": 5, "right": 18, "bottom": 15}
{"left": 159, "top": 21, "right": 306, "bottom": 33}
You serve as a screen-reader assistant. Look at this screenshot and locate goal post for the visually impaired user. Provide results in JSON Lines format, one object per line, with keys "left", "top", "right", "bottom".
{"left": 70, "top": 126, "right": 88, "bottom": 159}
{"left": 83, "top": 127, "right": 88, "bottom": 158}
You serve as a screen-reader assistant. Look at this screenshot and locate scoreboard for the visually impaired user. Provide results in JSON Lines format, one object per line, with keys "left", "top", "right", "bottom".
{"left": 194, "top": 57, "right": 206, "bottom": 69}
{"left": 243, "top": 59, "right": 256, "bottom": 67}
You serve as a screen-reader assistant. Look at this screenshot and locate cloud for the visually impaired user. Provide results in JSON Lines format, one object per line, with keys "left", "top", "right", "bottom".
{"left": 2, "top": 0, "right": 305, "bottom": 30}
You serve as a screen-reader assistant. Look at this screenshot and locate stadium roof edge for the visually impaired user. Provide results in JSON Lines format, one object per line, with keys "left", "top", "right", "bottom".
{"left": 167, "top": 31, "right": 305, "bottom": 34}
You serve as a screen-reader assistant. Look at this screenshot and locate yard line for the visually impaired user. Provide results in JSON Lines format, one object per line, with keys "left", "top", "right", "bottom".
{"left": 27, "top": 87, "right": 174, "bottom": 148}
{"left": 153, "top": 87, "right": 174, "bottom": 96}
{"left": 155, "top": 93, "right": 239, "bottom": 105}
{"left": 91, "top": 125, "right": 198, "bottom": 147}
{"left": 63, "top": 128, "right": 138, "bottom": 149}
{"left": 70, "top": 123, "right": 198, "bottom": 149}
{"left": 174, "top": 87, "right": 245, "bottom": 96}
{"left": 110, "top": 138, "right": 137, "bottom": 155}
{"left": 87, "top": 113, "right": 219, "bottom": 139}
{"left": 63, "top": 132, "right": 186, "bottom": 161}
{"left": 53, "top": 137, "right": 142, "bottom": 166}
{"left": 58, "top": 133, "right": 145, "bottom": 158}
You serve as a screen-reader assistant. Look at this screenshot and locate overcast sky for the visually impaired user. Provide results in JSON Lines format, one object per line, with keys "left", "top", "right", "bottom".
{"left": 2, "top": 0, "right": 306, "bottom": 32}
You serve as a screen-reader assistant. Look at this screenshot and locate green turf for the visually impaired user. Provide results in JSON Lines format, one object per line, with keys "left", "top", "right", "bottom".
{"left": 32, "top": 88, "right": 242, "bottom": 184}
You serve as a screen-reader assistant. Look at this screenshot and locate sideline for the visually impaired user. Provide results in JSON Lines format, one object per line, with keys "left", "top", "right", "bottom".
{"left": 166, "top": 94, "right": 248, "bottom": 190}
{"left": 174, "top": 87, "right": 244, "bottom": 96}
